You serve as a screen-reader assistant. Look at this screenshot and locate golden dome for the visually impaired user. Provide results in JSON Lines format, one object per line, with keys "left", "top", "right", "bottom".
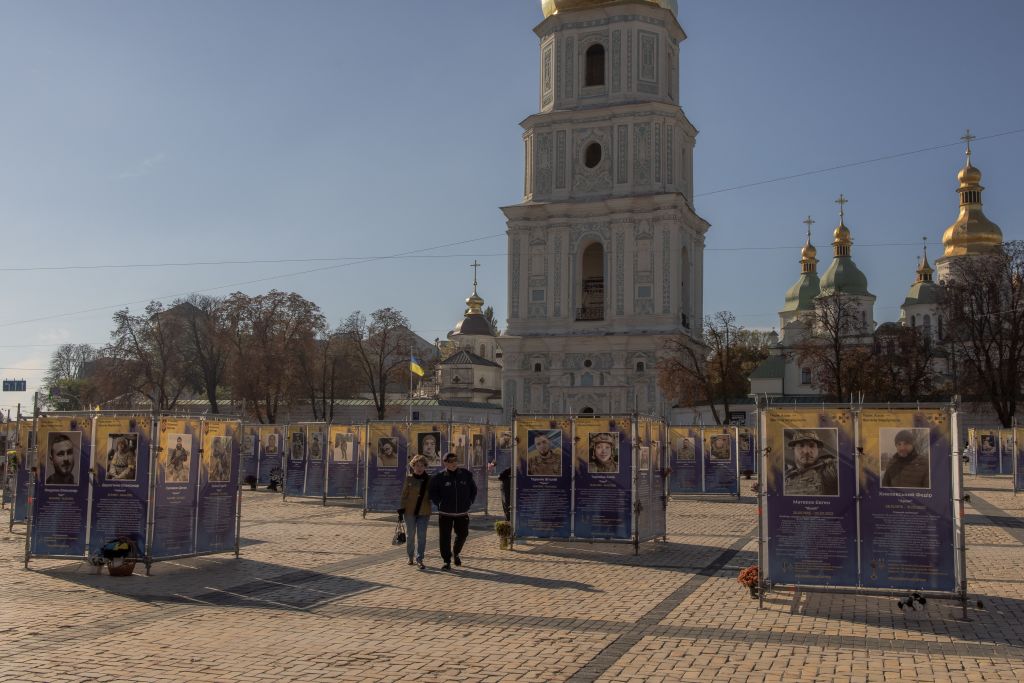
{"left": 801, "top": 241, "right": 817, "bottom": 260}
{"left": 465, "top": 291, "right": 485, "bottom": 316}
{"left": 942, "top": 158, "right": 1003, "bottom": 257}
{"left": 542, "top": 0, "right": 678, "bottom": 18}
{"left": 833, "top": 221, "right": 852, "bottom": 247}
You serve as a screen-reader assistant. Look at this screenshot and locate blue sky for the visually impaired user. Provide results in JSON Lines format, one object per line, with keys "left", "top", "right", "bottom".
{"left": 1, "top": 1, "right": 1021, "bottom": 411}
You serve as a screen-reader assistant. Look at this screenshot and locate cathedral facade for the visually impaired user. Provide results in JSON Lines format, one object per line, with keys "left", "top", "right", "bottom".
{"left": 499, "top": 0, "right": 707, "bottom": 418}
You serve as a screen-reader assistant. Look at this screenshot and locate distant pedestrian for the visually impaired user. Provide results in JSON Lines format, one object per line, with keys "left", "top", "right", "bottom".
{"left": 428, "top": 452, "right": 477, "bottom": 571}
{"left": 498, "top": 466, "right": 511, "bottom": 521}
{"left": 398, "top": 454, "right": 432, "bottom": 569}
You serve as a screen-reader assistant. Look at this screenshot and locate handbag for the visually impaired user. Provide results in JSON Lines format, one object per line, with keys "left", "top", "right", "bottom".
{"left": 392, "top": 519, "right": 407, "bottom": 545}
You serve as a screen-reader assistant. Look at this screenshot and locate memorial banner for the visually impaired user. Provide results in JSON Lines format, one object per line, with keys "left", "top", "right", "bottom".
{"left": 1, "top": 425, "right": 10, "bottom": 507}
{"left": 327, "top": 424, "right": 362, "bottom": 498}
{"left": 668, "top": 426, "right": 702, "bottom": 494}
{"left": 1015, "top": 428, "right": 1024, "bottom": 493}
{"left": 859, "top": 408, "right": 955, "bottom": 592}
{"left": 764, "top": 408, "right": 858, "bottom": 588}
{"left": 738, "top": 427, "right": 757, "bottom": 475}
{"left": 284, "top": 425, "right": 307, "bottom": 497}
{"left": 239, "top": 425, "right": 259, "bottom": 484}
{"left": 195, "top": 419, "right": 240, "bottom": 554}
{"left": 703, "top": 427, "right": 738, "bottom": 495}
{"left": 635, "top": 419, "right": 654, "bottom": 541}
{"left": 491, "top": 427, "right": 513, "bottom": 478}
{"left": 514, "top": 417, "right": 572, "bottom": 539}
{"left": 364, "top": 422, "right": 407, "bottom": 513}
{"left": 409, "top": 422, "right": 447, "bottom": 472}
{"left": 466, "top": 424, "right": 488, "bottom": 513}
{"left": 303, "top": 424, "right": 327, "bottom": 498}
{"left": 88, "top": 416, "right": 152, "bottom": 559}
{"left": 152, "top": 417, "right": 201, "bottom": 559}
{"left": 975, "top": 429, "right": 1000, "bottom": 474}
{"left": 31, "top": 416, "right": 92, "bottom": 558}
{"left": 257, "top": 425, "right": 285, "bottom": 486}
{"left": 574, "top": 416, "right": 632, "bottom": 540}
{"left": 11, "top": 421, "right": 33, "bottom": 523}
{"left": 999, "top": 429, "right": 1013, "bottom": 475}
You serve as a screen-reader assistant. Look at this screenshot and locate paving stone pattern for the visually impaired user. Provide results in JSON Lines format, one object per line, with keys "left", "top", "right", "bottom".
{"left": 1, "top": 476, "right": 1022, "bottom": 681}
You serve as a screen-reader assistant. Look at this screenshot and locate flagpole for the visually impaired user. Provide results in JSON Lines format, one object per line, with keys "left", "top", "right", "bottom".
{"left": 409, "top": 352, "right": 414, "bottom": 422}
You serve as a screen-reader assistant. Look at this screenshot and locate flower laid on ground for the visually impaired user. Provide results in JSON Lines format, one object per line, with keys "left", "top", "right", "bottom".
{"left": 737, "top": 565, "right": 759, "bottom": 587}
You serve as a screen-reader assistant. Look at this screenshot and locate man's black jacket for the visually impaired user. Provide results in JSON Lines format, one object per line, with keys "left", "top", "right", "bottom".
{"left": 429, "top": 467, "right": 477, "bottom": 516}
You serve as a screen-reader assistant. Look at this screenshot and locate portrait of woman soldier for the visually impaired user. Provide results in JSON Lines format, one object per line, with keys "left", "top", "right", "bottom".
{"left": 417, "top": 432, "right": 441, "bottom": 467}
{"left": 881, "top": 429, "right": 930, "bottom": 489}
{"left": 588, "top": 432, "right": 619, "bottom": 474}
{"left": 783, "top": 430, "right": 839, "bottom": 497}
{"left": 106, "top": 434, "right": 138, "bottom": 481}
{"left": 377, "top": 437, "right": 399, "bottom": 468}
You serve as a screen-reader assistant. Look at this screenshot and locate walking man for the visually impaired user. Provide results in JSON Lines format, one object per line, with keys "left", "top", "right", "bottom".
{"left": 428, "top": 452, "right": 477, "bottom": 571}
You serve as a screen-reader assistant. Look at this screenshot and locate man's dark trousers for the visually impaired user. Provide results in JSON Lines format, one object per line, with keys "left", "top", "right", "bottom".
{"left": 438, "top": 514, "right": 470, "bottom": 563}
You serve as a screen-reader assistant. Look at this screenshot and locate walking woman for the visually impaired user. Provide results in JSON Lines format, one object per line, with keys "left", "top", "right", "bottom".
{"left": 399, "top": 454, "right": 432, "bottom": 569}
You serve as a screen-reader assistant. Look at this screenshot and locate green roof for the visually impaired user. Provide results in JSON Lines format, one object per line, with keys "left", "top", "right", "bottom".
{"left": 903, "top": 280, "right": 941, "bottom": 307}
{"left": 819, "top": 256, "right": 870, "bottom": 296}
{"left": 749, "top": 355, "right": 785, "bottom": 380}
{"left": 781, "top": 273, "right": 820, "bottom": 312}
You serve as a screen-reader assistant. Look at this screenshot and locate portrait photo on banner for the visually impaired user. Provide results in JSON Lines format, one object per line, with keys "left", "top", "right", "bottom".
{"left": 498, "top": 430, "right": 512, "bottom": 450}
{"left": 708, "top": 433, "right": 731, "bottom": 461}
{"left": 472, "top": 433, "right": 485, "bottom": 467}
{"left": 332, "top": 432, "right": 354, "bottom": 463}
{"left": 242, "top": 427, "right": 257, "bottom": 455}
{"left": 639, "top": 446, "right": 650, "bottom": 470}
{"left": 417, "top": 431, "right": 441, "bottom": 467}
{"left": 739, "top": 432, "right": 753, "bottom": 454}
{"left": 526, "top": 429, "right": 562, "bottom": 477}
{"left": 376, "top": 437, "right": 398, "bottom": 468}
{"left": 783, "top": 428, "right": 839, "bottom": 497}
{"left": 674, "top": 435, "right": 695, "bottom": 462}
{"left": 879, "top": 427, "right": 931, "bottom": 489}
{"left": 208, "top": 436, "right": 231, "bottom": 482}
{"left": 44, "top": 431, "right": 82, "bottom": 487}
{"left": 309, "top": 431, "right": 323, "bottom": 460}
{"left": 588, "top": 432, "right": 619, "bottom": 474}
{"left": 164, "top": 433, "right": 191, "bottom": 483}
{"left": 264, "top": 431, "right": 280, "bottom": 455}
{"left": 105, "top": 433, "right": 138, "bottom": 482}
{"left": 290, "top": 432, "right": 306, "bottom": 461}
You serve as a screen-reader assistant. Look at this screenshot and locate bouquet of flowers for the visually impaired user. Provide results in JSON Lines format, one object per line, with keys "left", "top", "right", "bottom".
{"left": 737, "top": 565, "right": 759, "bottom": 588}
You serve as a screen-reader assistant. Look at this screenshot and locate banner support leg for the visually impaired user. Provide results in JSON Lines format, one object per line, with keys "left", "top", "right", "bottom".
{"left": 234, "top": 480, "right": 243, "bottom": 560}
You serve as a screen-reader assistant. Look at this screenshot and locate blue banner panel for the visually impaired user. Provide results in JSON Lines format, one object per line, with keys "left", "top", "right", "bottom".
{"left": 327, "top": 425, "right": 362, "bottom": 498}
{"left": 515, "top": 418, "right": 572, "bottom": 539}
{"left": 239, "top": 425, "right": 259, "bottom": 484}
{"left": 975, "top": 430, "right": 1000, "bottom": 474}
{"left": 574, "top": 417, "right": 632, "bottom": 540}
{"left": 365, "top": 423, "right": 408, "bottom": 513}
{"left": 466, "top": 425, "right": 488, "bottom": 513}
{"left": 668, "top": 426, "right": 702, "bottom": 494}
{"left": 703, "top": 428, "right": 738, "bottom": 495}
{"left": 738, "top": 427, "right": 757, "bottom": 475}
{"left": 195, "top": 420, "right": 240, "bottom": 554}
{"left": 257, "top": 425, "right": 285, "bottom": 487}
{"left": 31, "top": 417, "right": 92, "bottom": 558}
{"left": 859, "top": 409, "right": 956, "bottom": 592}
{"left": 303, "top": 424, "right": 327, "bottom": 498}
{"left": 491, "top": 427, "right": 513, "bottom": 478}
{"left": 284, "top": 425, "right": 306, "bottom": 497}
{"left": 998, "top": 429, "right": 1013, "bottom": 475}
{"left": 11, "top": 421, "right": 33, "bottom": 523}
{"left": 765, "top": 409, "right": 859, "bottom": 588}
{"left": 88, "top": 416, "right": 152, "bottom": 559}
{"left": 1015, "top": 428, "right": 1024, "bottom": 492}
{"left": 152, "top": 418, "right": 201, "bottom": 559}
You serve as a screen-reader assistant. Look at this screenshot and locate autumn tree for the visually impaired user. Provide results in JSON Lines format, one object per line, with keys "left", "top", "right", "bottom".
{"left": 106, "top": 302, "right": 191, "bottom": 410}
{"left": 794, "top": 290, "right": 872, "bottom": 401}
{"left": 172, "top": 294, "right": 229, "bottom": 414}
{"left": 342, "top": 307, "right": 415, "bottom": 420}
{"left": 658, "top": 311, "right": 771, "bottom": 425}
{"left": 864, "top": 324, "right": 943, "bottom": 402}
{"left": 221, "top": 290, "right": 324, "bottom": 423}
{"left": 293, "top": 324, "right": 361, "bottom": 422}
{"left": 941, "top": 241, "right": 1024, "bottom": 426}
{"left": 42, "top": 343, "right": 98, "bottom": 410}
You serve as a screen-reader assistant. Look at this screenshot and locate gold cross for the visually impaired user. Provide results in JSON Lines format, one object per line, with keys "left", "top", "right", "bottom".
{"left": 961, "top": 128, "right": 976, "bottom": 159}
{"left": 470, "top": 260, "right": 481, "bottom": 289}
{"left": 802, "top": 215, "right": 815, "bottom": 241}
{"left": 835, "top": 194, "right": 848, "bottom": 221}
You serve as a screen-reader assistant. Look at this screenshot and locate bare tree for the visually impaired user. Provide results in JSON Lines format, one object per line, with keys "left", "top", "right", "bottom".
{"left": 794, "top": 290, "right": 870, "bottom": 401}
{"left": 342, "top": 307, "right": 414, "bottom": 420}
{"left": 294, "top": 324, "right": 361, "bottom": 422}
{"left": 865, "top": 325, "right": 943, "bottom": 402}
{"left": 42, "top": 344, "right": 98, "bottom": 410}
{"left": 221, "top": 290, "right": 325, "bottom": 424}
{"left": 107, "top": 302, "right": 190, "bottom": 410}
{"left": 658, "top": 311, "right": 770, "bottom": 425}
{"left": 941, "top": 241, "right": 1024, "bottom": 426}
{"left": 173, "top": 295, "right": 229, "bottom": 414}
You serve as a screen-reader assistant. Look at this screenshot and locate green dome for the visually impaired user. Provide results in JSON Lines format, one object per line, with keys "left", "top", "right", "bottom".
{"left": 781, "top": 273, "right": 820, "bottom": 312}
{"left": 903, "top": 280, "right": 941, "bottom": 307}
{"left": 819, "top": 257, "right": 870, "bottom": 296}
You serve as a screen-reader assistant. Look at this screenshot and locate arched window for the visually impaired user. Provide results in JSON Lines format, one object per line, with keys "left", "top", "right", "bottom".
{"left": 585, "top": 44, "right": 605, "bottom": 87}
{"left": 533, "top": 362, "right": 542, "bottom": 373}
{"left": 800, "top": 367, "right": 812, "bottom": 385}
{"left": 581, "top": 406, "right": 595, "bottom": 415}
{"left": 910, "top": 315, "right": 916, "bottom": 328}
{"left": 581, "top": 372, "right": 594, "bottom": 387}
{"left": 479, "top": 344, "right": 486, "bottom": 358}
{"left": 636, "top": 361, "right": 645, "bottom": 373}
{"left": 680, "top": 246, "right": 691, "bottom": 325}
{"left": 577, "top": 242, "right": 605, "bottom": 321}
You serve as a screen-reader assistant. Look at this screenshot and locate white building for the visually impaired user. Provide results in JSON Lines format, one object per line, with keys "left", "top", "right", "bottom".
{"left": 499, "top": 0, "right": 707, "bottom": 418}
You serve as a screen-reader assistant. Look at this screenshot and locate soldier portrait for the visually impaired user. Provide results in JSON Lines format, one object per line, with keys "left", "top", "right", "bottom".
{"left": 739, "top": 432, "right": 754, "bottom": 455}
{"left": 674, "top": 436, "right": 695, "bottom": 462}
{"left": 332, "top": 432, "right": 353, "bottom": 463}
{"left": 376, "top": 437, "right": 399, "bottom": 468}
{"left": 880, "top": 428, "right": 930, "bottom": 489}
{"left": 105, "top": 433, "right": 138, "bottom": 482}
{"left": 471, "top": 433, "right": 485, "bottom": 467}
{"left": 708, "top": 433, "right": 732, "bottom": 461}
{"left": 417, "top": 431, "right": 441, "bottom": 467}
{"left": 783, "top": 429, "right": 839, "bottom": 497}
{"left": 45, "top": 432, "right": 81, "bottom": 487}
{"left": 527, "top": 429, "right": 561, "bottom": 477}
{"left": 588, "top": 432, "right": 619, "bottom": 474}
{"left": 290, "top": 432, "right": 305, "bottom": 461}
{"left": 165, "top": 434, "right": 191, "bottom": 483}
{"left": 264, "top": 432, "right": 280, "bottom": 455}
{"left": 309, "top": 431, "right": 323, "bottom": 461}
{"left": 241, "top": 427, "right": 257, "bottom": 456}
{"left": 498, "top": 431, "right": 512, "bottom": 450}
{"left": 638, "top": 446, "right": 650, "bottom": 470}
{"left": 208, "top": 436, "right": 231, "bottom": 482}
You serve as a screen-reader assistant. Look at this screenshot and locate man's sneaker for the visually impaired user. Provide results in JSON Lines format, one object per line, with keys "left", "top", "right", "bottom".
{"left": 408, "top": 558, "right": 415, "bottom": 565}
{"left": 441, "top": 563, "right": 452, "bottom": 571}
{"left": 454, "top": 556, "right": 462, "bottom": 567}
{"left": 417, "top": 561, "right": 425, "bottom": 570}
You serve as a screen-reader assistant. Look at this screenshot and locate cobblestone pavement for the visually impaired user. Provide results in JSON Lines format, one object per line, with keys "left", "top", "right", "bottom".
{"left": 1, "top": 475, "right": 1022, "bottom": 682}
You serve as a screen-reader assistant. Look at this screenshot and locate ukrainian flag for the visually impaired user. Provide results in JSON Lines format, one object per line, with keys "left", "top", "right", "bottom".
{"left": 410, "top": 355, "right": 425, "bottom": 377}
